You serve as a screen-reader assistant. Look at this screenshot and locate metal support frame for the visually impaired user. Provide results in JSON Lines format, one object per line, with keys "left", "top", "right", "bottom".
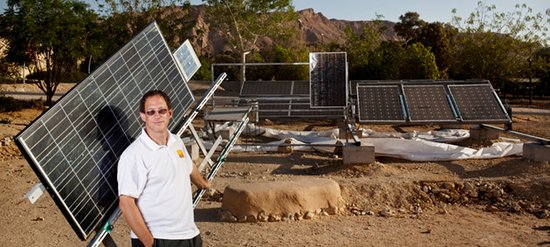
{"left": 192, "top": 107, "right": 251, "bottom": 207}
{"left": 480, "top": 124, "right": 550, "bottom": 145}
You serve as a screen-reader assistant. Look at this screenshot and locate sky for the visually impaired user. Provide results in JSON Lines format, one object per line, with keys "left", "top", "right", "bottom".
{"left": 0, "top": 0, "right": 548, "bottom": 24}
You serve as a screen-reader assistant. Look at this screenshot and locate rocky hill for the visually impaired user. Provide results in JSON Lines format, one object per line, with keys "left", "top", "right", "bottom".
{"left": 182, "top": 5, "right": 398, "bottom": 55}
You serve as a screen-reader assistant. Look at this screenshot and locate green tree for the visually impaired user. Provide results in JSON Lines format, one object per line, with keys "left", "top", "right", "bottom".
{"left": 394, "top": 12, "right": 425, "bottom": 43}
{"left": 414, "top": 22, "right": 457, "bottom": 79}
{"left": 0, "top": 0, "right": 99, "bottom": 106}
{"left": 344, "top": 22, "right": 382, "bottom": 80}
{"left": 258, "top": 44, "right": 308, "bottom": 80}
{"left": 94, "top": 0, "right": 194, "bottom": 68}
{"left": 450, "top": 2, "right": 549, "bottom": 88}
{"left": 366, "top": 41, "right": 405, "bottom": 80}
{"left": 400, "top": 43, "right": 439, "bottom": 80}
{"left": 203, "top": 0, "right": 296, "bottom": 78}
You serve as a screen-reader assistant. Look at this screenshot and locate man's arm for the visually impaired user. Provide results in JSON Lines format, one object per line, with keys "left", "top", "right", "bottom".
{"left": 119, "top": 195, "right": 154, "bottom": 247}
{"left": 190, "top": 163, "right": 210, "bottom": 189}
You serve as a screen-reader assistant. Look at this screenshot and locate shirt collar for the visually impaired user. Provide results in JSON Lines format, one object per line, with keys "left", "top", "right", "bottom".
{"left": 139, "top": 128, "right": 176, "bottom": 151}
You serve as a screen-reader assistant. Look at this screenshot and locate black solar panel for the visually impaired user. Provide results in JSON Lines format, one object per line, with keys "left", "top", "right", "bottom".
{"left": 357, "top": 85, "right": 405, "bottom": 123}
{"left": 240, "top": 81, "right": 292, "bottom": 96}
{"left": 309, "top": 52, "right": 348, "bottom": 108}
{"left": 291, "top": 81, "right": 310, "bottom": 95}
{"left": 448, "top": 84, "right": 510, "bottom": 122}
{"left": 402, "top": 85, "right": 456, "bottom": 122}
{"left": 14, "top": 23, "right": 194, "bottom": 240}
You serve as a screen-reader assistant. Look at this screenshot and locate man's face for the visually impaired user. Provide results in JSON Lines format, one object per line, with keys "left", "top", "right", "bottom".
{"left": 139, "top": 95, "right": 172, "bottom": 134}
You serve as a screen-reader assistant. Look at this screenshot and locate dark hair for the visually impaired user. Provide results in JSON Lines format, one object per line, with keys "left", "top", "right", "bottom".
{"left": 139, "top": 90, "right": 172, "bottom": 113}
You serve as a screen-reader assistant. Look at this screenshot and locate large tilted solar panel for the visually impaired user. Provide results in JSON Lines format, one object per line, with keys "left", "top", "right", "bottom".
{"left": 402, "top": 85, "right": 457, "bottom": 122}
{"left": 357, "top": 85, "right": 405, "bottom": 123}
{"left": 309, "top": 52, "right": 348, "bottom": 108}
{"left": 448, "top": 84, "right": 510, "bottom": 123}
{"left": 14, "top": 22, "right": 194, "bottom": 240}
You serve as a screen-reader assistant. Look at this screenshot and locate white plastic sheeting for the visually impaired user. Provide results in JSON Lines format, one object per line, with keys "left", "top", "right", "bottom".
{"left": 210, "top": 123, "right": 523, "bottom": 161}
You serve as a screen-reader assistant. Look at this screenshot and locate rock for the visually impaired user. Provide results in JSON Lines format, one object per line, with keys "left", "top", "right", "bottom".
{"left": 486, "top": 205, "right": 499, "bottom": 212}
{"left": 441, "top": 182, "right": 455, "bottom": 190}
{"left": 422, "top": 185, "right": 430, "bottom": 193}
{"left": 535, "top": 210, "right": 550, "bottom": 219}
{"left": 294, "top": 212, "right": 303, "bottom": 221}
{"left": 237, "top": 215, "right": 247, "bottom": 222}
{"left": 268, "top": 214, "right": 281, "bottom": 222}
{"left": 247, "top": 214, "right": 257, "bottom": 222}
{"left": 220, "top": 210, "right": 237, "bottom": 222}
{"left": 258, "top": 212, "right": 268, "bottom": 222}
{"left": 326, "top": 206, "right": 338, "bottom": 215}
{"left": 379, "top": 208, "right": 396, "bottom": 217}
{"left": 304, "top": 211, "right": 314, "bottom": 220}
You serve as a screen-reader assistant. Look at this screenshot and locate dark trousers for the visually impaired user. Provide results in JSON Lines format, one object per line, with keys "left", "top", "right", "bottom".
{"left": 131, "top": 234, "right": 202, "bottom": 247}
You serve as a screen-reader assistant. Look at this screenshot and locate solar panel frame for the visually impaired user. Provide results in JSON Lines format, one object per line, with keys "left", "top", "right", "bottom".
{"left": 14, "top": 22, "right": 195, "bottom": 240}
{"left": 448, "top": 83, "right": 510, "bottom": 123}
{"left": 402, "top": 85, "right": 457, "bottom": 122}
{"left": 356, "top": 84, "right": 406, "bottom": 123}
{"left": 309, "top": 52, "right": 348, "bottom": 108}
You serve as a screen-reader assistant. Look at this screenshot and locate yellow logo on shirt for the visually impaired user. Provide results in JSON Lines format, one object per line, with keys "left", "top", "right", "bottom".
{"left": 177, "top": 149, "right": 185, "bottom": 158}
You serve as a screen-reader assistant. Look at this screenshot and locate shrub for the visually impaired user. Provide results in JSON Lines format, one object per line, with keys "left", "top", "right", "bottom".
{"left": 0, "top": 95, "right": 44, "bottom": 112}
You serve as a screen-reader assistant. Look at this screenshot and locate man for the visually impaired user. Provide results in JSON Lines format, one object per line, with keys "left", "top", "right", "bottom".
{"left": 118, "top": 90, "right": 209, "bottom": 247}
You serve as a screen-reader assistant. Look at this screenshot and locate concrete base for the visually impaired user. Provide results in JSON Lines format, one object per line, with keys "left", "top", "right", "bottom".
{"left": 185, "top": 142, "right": 199, "bottom": 161}
{"left": 342, "top": 142, "right": 375, "bottom": 165}
{"left": 469, "top": 126, "right": 500, "bottom": 141}
{"left": 337, "top": 121, "right": 348, "bottom": 140}
{"left": 523, "top": 142, "right": 550, "bottom": 162}
{"left": 221, "top": 178, "right": 344, "bottom": 222}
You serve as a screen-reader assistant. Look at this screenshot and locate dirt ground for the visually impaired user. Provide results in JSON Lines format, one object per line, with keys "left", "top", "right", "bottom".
{"left": 1, "top": 83, "right": 550, "bottom": 246}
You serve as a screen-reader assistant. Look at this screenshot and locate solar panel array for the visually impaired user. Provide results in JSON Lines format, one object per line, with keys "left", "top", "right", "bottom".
{"left": 238, "top": 80, "right": 344, "bottom": 118}
{"left": 356, "top": 80, "right": 510, "bottom": 124}
{"left": 15, "top": 22, "right": 195, "bottom": 240}
{"left": 309, "top": 52, "right": 348, "bottom": 108}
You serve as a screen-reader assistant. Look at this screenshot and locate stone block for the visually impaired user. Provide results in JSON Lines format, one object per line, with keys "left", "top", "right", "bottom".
{"left": 221, "top": 178, "right": 344, "bottom": 222}
{"left": 523, "top": 142, "right": 550, "bottom": 162}
{"left": 469, "top": 126, "right": 500, "bottom": 141}
{"left": 342, "top": 141, "right": 375, "bottom": 165}
{"left": 218, "top": 128, "right": 234, "bottom": 140}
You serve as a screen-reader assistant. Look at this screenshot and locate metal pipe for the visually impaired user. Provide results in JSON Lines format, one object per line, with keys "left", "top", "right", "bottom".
{"left": 480, "top": 124, "right": 549, "bottom": 144}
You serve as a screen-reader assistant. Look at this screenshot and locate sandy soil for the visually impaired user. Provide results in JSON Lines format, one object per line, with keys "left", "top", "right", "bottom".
{"left": 1, "top": 84, "right": 549, "bottom": 246}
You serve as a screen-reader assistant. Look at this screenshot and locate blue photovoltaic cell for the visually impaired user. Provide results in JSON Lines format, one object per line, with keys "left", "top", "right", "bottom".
{"left": 15, "top": 22, "right": 194, "bottom": 240}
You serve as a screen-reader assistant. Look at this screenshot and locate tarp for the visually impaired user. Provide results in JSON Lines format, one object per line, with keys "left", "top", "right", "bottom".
{"left": 204, "top": 123, "right": 523, "bottom": 161}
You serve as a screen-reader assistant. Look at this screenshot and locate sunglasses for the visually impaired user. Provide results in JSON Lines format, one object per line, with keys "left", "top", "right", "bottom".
{"left": 145, "top": 108, "right": 169, "bottom": 116}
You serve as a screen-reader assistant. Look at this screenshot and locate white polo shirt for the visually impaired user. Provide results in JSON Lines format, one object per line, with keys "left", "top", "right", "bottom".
{"left": 117, "top": 129, "right": 199, "bottom": 240}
